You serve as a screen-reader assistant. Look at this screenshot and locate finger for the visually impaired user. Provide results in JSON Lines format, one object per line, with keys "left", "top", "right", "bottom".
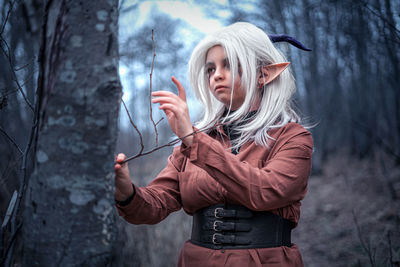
{"left": 152, "top": 91, "right": 177, "bottom": 97}
{"left": 115, "top": 163, "right": 121, "bottom": 171}
{"left": 117, "top": 153, "right": 126, "bottom": 160}
{"left": 151, "top": 96, "right": 179, "bottom": 105}
{"left": 171, "top": 76, "right": 186, "bottom": 102}
{"left": 159, "top": 103, "right": 178, "bottom": 113}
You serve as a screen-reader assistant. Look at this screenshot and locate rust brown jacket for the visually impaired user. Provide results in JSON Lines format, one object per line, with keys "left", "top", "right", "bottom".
{"left": 117, "top": 122, "right": 313, "bottom": 267}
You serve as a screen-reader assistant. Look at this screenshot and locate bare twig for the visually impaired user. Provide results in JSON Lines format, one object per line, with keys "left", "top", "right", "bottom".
{"left": 360, "top": 1, "right": 400, "bottom": 38}
{"left": 155, "top": 117, "right": 164, "bottom": 126}
{"left": 0, "top": 0, "right": 40, "bottom": 264}
{"left": 0, "top": 36, "right": 34, "bottom": 111}
{"left": 0, "top": 125, "right": 23, "bottom": 154}
{"left": 149, "top": 29, "right": 159, "bottom": 146}
{"left": 352, "top": 210, "right": 376, "bottom": 266}
{"left": 6, "top": 111, "right": 39, "bottom": 266}
{"left": 0, "top": 88, "right": 18, "bottom": 97}
{"left": 1, "top": 191, "right": 18, "bottom": 229}
{"left": 120, "top": 123, "right": 221, "bottom": 164}
{"left": 122, "top": 99, "right": 144, "bottom": 154}
{"left": 14, "top": 57, "right": 36, "bottom": 71}
{"left": 2, "top": 222, "right": 22, "bottom": 266}
{"left": 387, "top": 231, "right": 394, "bottom": 267}
{"left": 353, "top": 120, "right": 400, "bottom": 164}
{"left": 0, "top": 0, "right": 16, "bottom": 35}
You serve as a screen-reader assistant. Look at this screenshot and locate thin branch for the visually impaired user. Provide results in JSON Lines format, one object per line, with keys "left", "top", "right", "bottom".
{"left": 361, "top": 0, "right": 400, "bottom": 37}
{"left": 0, "top": 125, "right": 23, "bottom": 154}
{"left": 2, "top": 222, "right": 22, "bottom": 267}
{"left": 121, "top": 99, "right": 144, "bottom": 154}
{"left": 155, "top": 117, "right": 164, "bottom": 126}
{"left": 0, "top": 0, "right": 16, "bottom": 36}
{"left": 120, "top": 123, "right": 221, "bottom": 164}
{"left": 1, "top": 68, "right": 39, "bottom": 98}
{"left": 1, "top": 190, "right": 18, "bottom": 229}
{"left": 0, "top": 68, "right": 38, "bottom": 106}
{"left": 353, "top": 120, "right": 400, "bottom": 164}
{"left": 0, "top": 36, "right": 34, "bottom": 111}
{"left": 6, "top": 114, "right": 39, "bottom": 266}
{"left": 14, "top": 57, "right": 36, "bottom": 71}
{"left": 149, "top": 29, "right": 159, "bottom": 146}
{"left": 0, "top": 0, "right": 40, "bottom": 264}
{"left": 352, "top": 210, "right": 376, "bottom": 266}
{"left": 387, "top": 231, "right": 394, "bottom": 267}
{"left": 0, "top": 88, "right": 18, "bottom": 97}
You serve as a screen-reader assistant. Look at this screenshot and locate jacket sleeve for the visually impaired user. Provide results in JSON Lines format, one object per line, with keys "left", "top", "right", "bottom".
{"left": 116, "top": 146, "right": 184, "bottom": 225}
{"left": 180, "top": 126, "right": 313, "bottom": 211}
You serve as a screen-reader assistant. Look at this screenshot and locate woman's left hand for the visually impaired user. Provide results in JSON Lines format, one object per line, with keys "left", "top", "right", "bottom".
{"left": 151, "top": 76, "right": 194, "bottom": 146}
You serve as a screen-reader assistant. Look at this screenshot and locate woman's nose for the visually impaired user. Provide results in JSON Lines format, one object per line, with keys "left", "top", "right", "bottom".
{"left": 214, "top": 67, "right": 224, "bottom": 81}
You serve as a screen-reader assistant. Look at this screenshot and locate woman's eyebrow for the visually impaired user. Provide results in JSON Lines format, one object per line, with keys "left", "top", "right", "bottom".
{"left": 205, "top": 58, "right": 229, "bottom": 67}
{"left": 204, "top": 62, "right": 215, "bottom": 68}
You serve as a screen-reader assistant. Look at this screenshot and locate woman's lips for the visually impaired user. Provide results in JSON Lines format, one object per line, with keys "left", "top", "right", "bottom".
{"left": 215, "top": 86, "right": 228, "bottom": 92}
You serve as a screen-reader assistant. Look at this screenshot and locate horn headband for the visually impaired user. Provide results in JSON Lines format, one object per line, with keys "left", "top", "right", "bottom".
{"left": 268, "top": 34, "right": 311, "bottom": 51}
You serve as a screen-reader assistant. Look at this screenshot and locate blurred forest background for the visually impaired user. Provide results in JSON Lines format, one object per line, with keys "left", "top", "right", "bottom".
{"left": 1, "top": 0, "right": 400, "bottom": 266}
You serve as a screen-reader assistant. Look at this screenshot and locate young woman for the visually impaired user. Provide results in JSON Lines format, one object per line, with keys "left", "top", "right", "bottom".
{"left": 114, "top": 22, "right": 313, "bottom": 267}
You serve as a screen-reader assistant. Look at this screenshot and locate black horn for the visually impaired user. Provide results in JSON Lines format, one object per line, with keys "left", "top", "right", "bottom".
{"left": 268, "top": 34, "right": 312, "bottom": 51}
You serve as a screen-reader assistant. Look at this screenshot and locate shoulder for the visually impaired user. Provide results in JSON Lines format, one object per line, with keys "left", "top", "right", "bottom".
{"left": 270, "top": 122, "right": 313, "bottom": 149}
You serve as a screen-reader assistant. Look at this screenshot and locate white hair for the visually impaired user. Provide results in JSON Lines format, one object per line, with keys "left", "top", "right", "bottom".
{"left": 188, "top": 22, "right": 301, "bottom": 150}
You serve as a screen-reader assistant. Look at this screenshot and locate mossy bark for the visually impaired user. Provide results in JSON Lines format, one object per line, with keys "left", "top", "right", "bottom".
{"left": 22, "top": 0, "right": 121, "bottom": 265}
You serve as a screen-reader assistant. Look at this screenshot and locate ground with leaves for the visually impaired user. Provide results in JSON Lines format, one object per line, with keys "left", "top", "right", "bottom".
{"left": 295, "top": 152, "right": 400, "bottom": 267}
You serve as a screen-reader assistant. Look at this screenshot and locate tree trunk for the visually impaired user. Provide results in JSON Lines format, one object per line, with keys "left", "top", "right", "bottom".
{"left": 22, "top": 0, "right": 121, "bottom": 265}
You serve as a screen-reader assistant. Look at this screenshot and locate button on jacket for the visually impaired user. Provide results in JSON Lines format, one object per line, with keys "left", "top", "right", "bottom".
{"left": 116, "top": 122, "right": 313, "bottom": 267}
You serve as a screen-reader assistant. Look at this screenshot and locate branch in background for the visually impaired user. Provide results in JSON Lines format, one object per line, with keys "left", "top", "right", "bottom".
{"left": 0, "top": 92, "right": 8, "bottom": 110}
{"left": 149, "top": 29, "right": 159, "bottom": 146}
{"left": 0, "top": 68, "right": 38, "bottom": 110}
{"left": 352, "top": 210, "right": 376, "bottom": 266}
{"left": 0, "top": 35, "right": 34, "bottom": 111}
{"left": 0, "top": 0, "right": 16, "bottom": 35}
{"left": 14, "top": 56, "right": 36, "bottom": 71}
{"left": 379, "top": 152, "right": 398, "bottom": 201}
{"left": 1, "top": 191, "right": 17, "bottom": 230}
{"left": 353, "top": 120, "right": 400, "bottom": 165}
{"left": 0, "top": 1, "right": 41, "bottom": 264}
{"left": 121, "top": 99, "right": 144, "bottom": 155}
{"left": 360, "top": 0, "right": 400, "bottom": 42}
{"left": 2, "top": 222, "right": 22, "bottom": 266}
{"left": 387, "top": 231, "right": 394, "bottom": 267}
{"left": 0, "top": 126, "right": 23, "bottom": 155}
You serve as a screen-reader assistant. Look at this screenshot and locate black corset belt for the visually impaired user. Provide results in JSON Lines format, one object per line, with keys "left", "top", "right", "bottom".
{"left": 190, "top": 204, "right": 294, "bottom": 250}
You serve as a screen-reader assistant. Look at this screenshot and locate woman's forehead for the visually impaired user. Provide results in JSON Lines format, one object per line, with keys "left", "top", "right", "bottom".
{"left": 205, "top": 45, "right": 226, "bottom": 62}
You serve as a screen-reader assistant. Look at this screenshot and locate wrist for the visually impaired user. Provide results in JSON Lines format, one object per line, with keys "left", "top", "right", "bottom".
{"left": 115, "top": 184, "right": 136, "bottom": 206}
{"left": 182, "top": 135, "right": 193, "bottom": 147}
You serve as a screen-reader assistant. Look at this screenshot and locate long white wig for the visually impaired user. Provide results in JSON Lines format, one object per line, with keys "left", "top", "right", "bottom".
{"left": 188, "top": 22, "right": 301, "bottom": 149}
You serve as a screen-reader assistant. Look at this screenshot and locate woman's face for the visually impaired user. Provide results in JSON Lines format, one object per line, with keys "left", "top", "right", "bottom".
{"left": 205, "top": 45, "right": 246, "bottom": 110}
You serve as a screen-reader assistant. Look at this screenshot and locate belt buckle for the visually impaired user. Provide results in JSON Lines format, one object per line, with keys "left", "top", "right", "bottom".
{"left": 213, "top": 220, "right": 223, "bottom": 232}
{"left": 214, "top": 207, "right": 223, "bottom": 219}
{"left": 212, "top": 233, "right": 222, "bottom": 245}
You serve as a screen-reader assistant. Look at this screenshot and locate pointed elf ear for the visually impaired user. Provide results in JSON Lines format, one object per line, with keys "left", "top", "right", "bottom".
{"left": 258, "top": 62, "right": 290, "bottom": 88}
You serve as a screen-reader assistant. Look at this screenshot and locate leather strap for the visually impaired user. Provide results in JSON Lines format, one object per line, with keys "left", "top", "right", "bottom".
{"left": 191, "top": 204, "right": 294, "bottom": 249}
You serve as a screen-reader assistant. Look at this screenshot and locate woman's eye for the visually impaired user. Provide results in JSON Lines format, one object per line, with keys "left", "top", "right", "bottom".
{"left": 206, "top": 67, "right": 215, "bottom": 75}
{"left": 222, "top": 59, "right": 230, "bottom": 69}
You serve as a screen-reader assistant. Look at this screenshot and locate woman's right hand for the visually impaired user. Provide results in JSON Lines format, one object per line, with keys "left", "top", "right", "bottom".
{"left": 114, "top": 153, "right": 134, "bottom": 202}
